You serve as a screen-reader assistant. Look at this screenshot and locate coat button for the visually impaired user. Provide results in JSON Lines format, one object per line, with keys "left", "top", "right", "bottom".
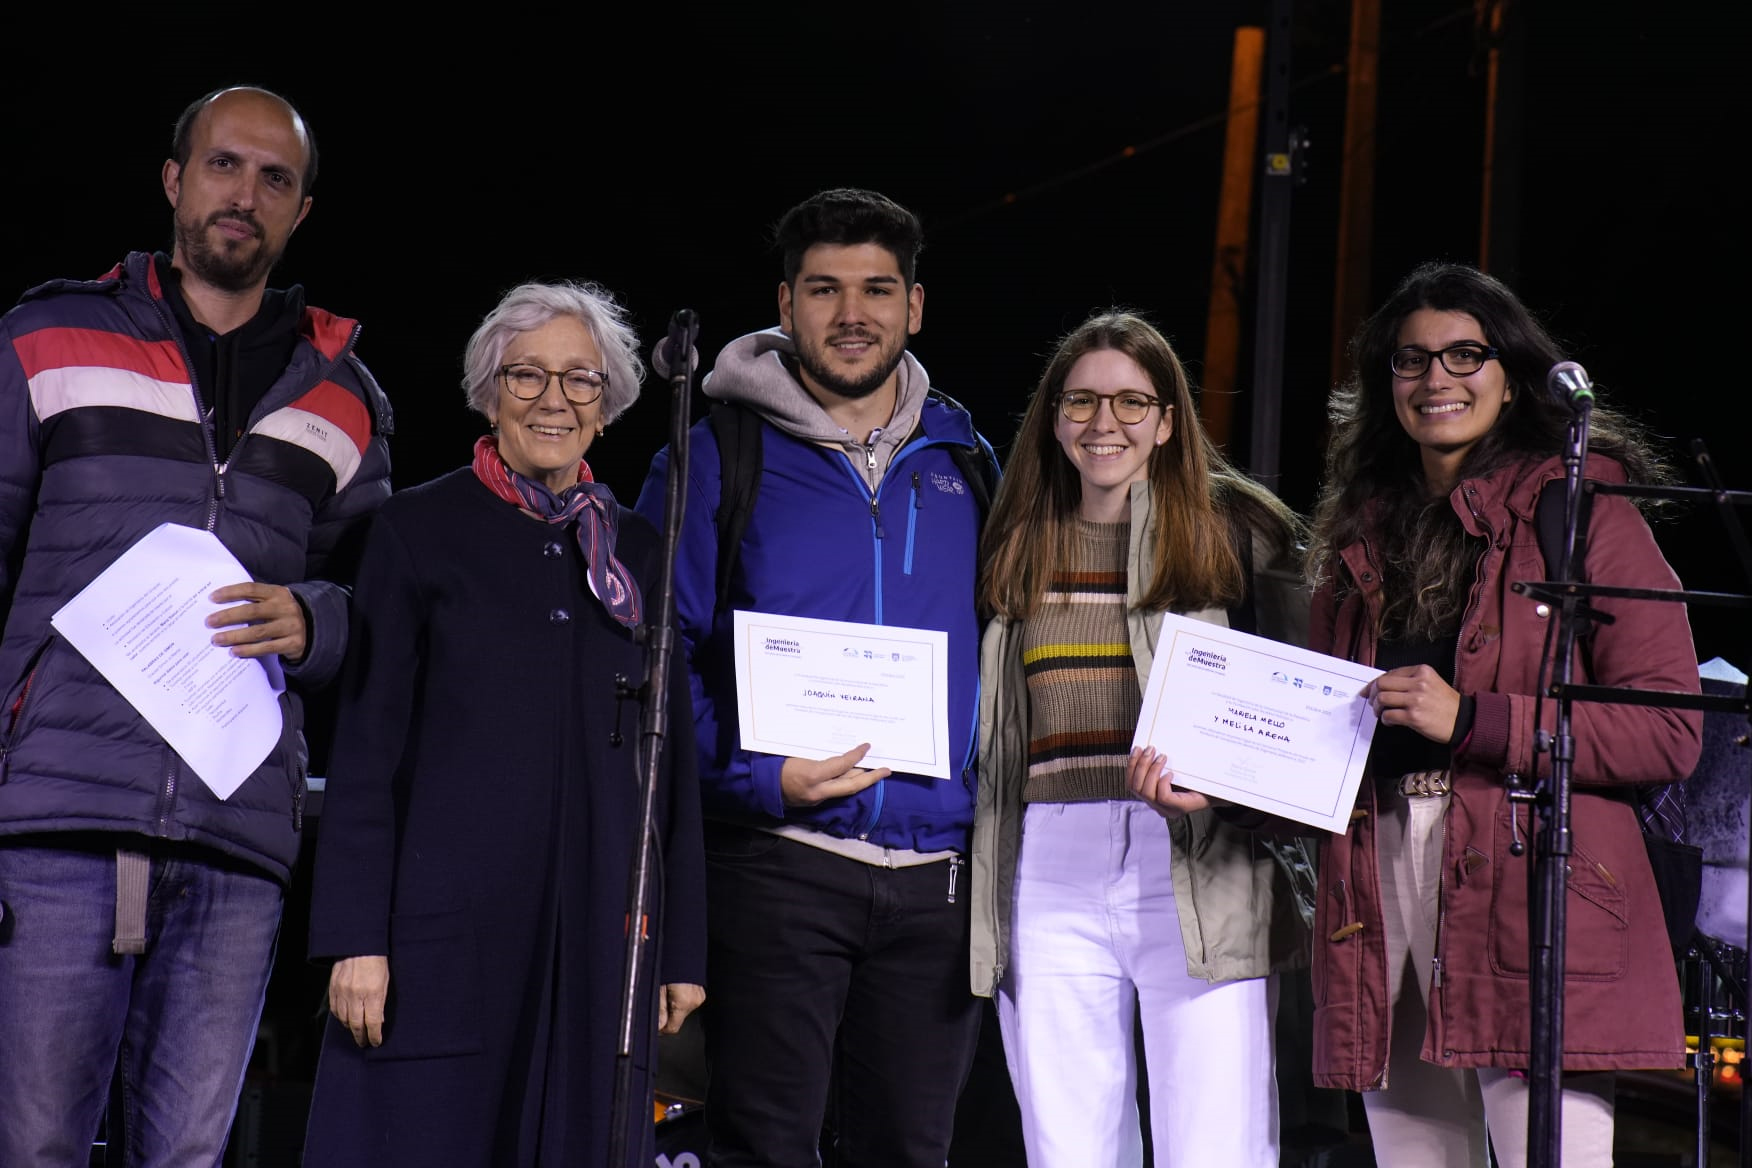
{"left": 549, "top": 608, "right": 571, "bottom": 624}
{"left": 1535, "top": 603, "right": 1551, "bottom": 619}
{"left": 1361, "top": 571, "right": 1374, "bottom": 583}
{"left": 543, "top": 541, "right": 564, "bottom": 558}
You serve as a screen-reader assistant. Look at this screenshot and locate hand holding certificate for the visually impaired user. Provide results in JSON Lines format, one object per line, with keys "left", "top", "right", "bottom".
{"left": 733, "top": 610, "right": 952, "bottom": 779}
{"left": 1131, "top": 613, "right": 1383, "bottom": 833}
{"left": 50, "top": 523, "right": 286, "bottom": 801}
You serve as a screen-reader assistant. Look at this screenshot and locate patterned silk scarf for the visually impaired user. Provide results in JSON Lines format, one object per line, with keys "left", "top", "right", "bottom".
{"left": 471, "top": 435, "right": 643, "bottom": 629}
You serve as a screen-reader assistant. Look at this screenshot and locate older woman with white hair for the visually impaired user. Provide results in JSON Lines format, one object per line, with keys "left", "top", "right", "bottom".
{"left": 303, "top": 281, "right": 705, "bottom": 1166}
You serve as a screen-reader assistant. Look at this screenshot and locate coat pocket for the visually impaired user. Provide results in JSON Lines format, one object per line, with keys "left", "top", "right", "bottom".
{"left": 1489, "top": 806, "right": 1628, "bottom": 980}
{"left": 366, "top": 907, "right": 485, "bottom": 1061}
{"left": 1312, "top": 872, "right": 1361, "bottom": 1006}
{"left": 1, "top": 636, "right": 61, "bottom": 778}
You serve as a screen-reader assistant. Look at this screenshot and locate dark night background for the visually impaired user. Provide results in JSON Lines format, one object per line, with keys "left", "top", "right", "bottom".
{"left": 9, "top": 2, "right": 1747, "bottom": 672}
{"left": 6, "top": 3, "right": 1747, "bottom": 669}
{"left": 4, "top": 3, "right": 1749, "bottom": 1160}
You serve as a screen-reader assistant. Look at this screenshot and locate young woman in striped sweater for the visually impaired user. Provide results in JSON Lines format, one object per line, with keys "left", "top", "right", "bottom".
{"left": 969, "top": 311, "right": 1311, "bottom": 1167}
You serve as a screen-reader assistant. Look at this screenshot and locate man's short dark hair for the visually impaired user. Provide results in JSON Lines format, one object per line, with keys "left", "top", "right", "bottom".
{"left": 775, "top": 188, "right": 924, "bottom": 287}
{"left": 171, "top": 86, "right": 319, "bottom": 198}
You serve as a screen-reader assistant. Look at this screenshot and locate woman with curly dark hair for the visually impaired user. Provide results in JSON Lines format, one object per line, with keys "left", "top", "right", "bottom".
{"left": 1306, "top": 262, "right": 1700, "bottom": 1167}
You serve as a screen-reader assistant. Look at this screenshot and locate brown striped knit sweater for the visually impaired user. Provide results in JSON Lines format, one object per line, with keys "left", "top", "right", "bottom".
{"left": 1021, "top": 518, "right": 1137, "bottom": 803}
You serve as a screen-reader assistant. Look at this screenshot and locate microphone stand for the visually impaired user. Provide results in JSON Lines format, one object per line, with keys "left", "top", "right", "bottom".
{"left": 607, "top": 309, "right": 699, "bottom": 1167}
{"left": 1515, "top": 422, "right": 1752, "bottom": 1167}
{"left": 1525, "top": 390, "right": 1593, "bottom": 1164}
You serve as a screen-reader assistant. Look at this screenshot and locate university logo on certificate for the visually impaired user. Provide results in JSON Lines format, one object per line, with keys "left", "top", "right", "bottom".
{"left": 731, "top": 610, "right": 952, "bottom": 780}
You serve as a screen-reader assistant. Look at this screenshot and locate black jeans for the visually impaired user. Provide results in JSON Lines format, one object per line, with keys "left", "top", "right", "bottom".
{"left": 701, "top": 824, "right": 982, "bottom": 1168}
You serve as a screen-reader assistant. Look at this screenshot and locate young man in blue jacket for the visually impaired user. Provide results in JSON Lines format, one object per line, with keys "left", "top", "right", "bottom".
{"left": 636, "top": 188, "right": 993, "bottom": 1168}
{"left": 0, "top": 86, "right": 392, "bottom": 1165}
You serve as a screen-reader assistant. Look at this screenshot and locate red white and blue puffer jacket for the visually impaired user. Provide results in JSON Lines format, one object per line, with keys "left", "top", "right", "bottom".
{"left": 0, "top": 251, "right": 393, "bottom": 882}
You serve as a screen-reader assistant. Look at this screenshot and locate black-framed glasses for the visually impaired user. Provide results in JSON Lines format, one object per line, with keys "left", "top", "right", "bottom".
{"left": 1056, "top": 389, "right": 1166, "bottom": 425}
{"left": 1389, "top": 344, "right": 1500, "bottom": 379}
{"left": 498, "top": 363, "right": 608, "bottom": 404}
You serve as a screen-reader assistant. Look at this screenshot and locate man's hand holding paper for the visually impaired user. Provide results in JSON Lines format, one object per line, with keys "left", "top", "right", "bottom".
{"left": 207, "top": 581, "right": 307, "bottom": 663}
{"left": 733, "top": 610, "right": 952, "bottom": 780}
{"left": 50, "top": 523, "right": 288, "bottom": 801}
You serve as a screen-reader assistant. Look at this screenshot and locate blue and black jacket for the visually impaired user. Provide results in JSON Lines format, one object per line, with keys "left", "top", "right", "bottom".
{"left": 635, "top": 328, "right": 987, "bottom": 854}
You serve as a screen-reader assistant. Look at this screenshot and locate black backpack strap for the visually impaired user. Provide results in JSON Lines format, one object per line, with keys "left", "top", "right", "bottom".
{"left": 707, "top": 402, "right": 763, "bottom": 614}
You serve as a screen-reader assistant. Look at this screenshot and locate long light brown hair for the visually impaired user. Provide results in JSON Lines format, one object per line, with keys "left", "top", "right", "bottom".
{"left": 980, "top": 311, "right": 1303, "bottom": 619}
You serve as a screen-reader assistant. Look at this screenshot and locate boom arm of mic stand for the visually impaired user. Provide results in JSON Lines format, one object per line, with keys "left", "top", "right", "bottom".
{"left": 608, "top": 310, "right": 699, "bottom": 1165}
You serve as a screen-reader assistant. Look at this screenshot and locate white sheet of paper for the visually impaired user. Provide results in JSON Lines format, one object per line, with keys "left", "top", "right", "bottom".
{"left": 1132, "top": 613, "right": 1383, "bottom": 833}
{"left": 733, "top": 610, "right": 952, "bottom": 780}
{"left": 50, "top": 523, "right": 286, "bottom": 800}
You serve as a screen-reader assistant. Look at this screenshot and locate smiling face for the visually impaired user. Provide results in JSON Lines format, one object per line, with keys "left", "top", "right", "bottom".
{"left": 777, "top": 242, "right": 923, "bottom": 406}
{"left": 488, "top": 315, "right": 603, "bottom": 492}
{"left": 162, "top": 89, "right": 313, "bottom": 295}
{"left": 1054, "top": 348, "right": 1173, "bottom": 522}
{"left": 1391, "top": 308, "right": 1512, "bottom": 492}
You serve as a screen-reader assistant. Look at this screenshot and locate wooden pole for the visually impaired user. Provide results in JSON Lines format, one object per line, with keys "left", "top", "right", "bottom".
{"left": 1330, "top": 0, "right": 1381, "bottom": 386}
{"left": 1201, "top": 25, "right": 1265, "bottom": 450}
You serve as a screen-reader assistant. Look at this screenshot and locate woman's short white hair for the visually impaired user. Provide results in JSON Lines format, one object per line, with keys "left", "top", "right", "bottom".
{"left": 461, "top": 281, "right": 644, "bottom": 423}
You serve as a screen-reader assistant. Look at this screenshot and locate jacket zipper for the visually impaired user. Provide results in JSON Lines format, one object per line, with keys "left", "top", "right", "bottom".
{"left": 147, "top": 292, "right": 212, "bottom": 823}
{"left": 856, "top": 781, "right": 886, "bottom": 840}
{"left": 1427, "top": 482, "right": 1496, "bottom": 1054}
{"left": 904, "top": 471, "right": 921, "bottom": 575}
{"left": 143, "top": 295, "right": 362, "bottom": 822}
{"left": 845, "top": 435, "right": 977, "bottom": 840}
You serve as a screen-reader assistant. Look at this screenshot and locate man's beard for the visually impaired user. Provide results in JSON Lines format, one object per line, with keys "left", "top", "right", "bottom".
{"left": 794, "top": 332, "right": 907, "bottom": 401}
{"left": 174, "top": 206, "right": 283, "bottom": 292}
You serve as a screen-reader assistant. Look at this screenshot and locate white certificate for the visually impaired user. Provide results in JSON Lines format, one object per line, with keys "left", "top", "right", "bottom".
{"left": 1132, "top": 612, "right": 1382, "bottom": 833}
{"left": 733, "top": 610, "right": 952, "bottom": 780}
{"left": 50, "top": 523, "right": 286, "bottom": 801}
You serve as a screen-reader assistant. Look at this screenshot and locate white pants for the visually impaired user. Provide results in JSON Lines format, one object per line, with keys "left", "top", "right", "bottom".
{"left": 1363, "top": 788, "right": 1617, "bottom": 1168}
{"left": 997, "top": 800, "right": 1278, "bottom": 1168}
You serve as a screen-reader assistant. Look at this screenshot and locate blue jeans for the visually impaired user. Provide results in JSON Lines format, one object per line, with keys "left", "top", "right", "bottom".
{"left": 700, "top": 825, "right": 982, "bottom": 1168}
{"left": 0, "top": 838, "right": 283, "bottom": 1168}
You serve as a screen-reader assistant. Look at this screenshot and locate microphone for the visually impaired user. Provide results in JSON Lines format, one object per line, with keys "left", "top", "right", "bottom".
{"left": 653, "top": 309, "right": 700, "bottom": 380}
{"left": 1547, "top": 361, "right": 1594, "bottom": 411}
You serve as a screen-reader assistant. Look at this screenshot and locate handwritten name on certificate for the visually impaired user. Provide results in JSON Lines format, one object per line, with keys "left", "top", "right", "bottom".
{"left": 50, "top": 523, "right": 286, "bottom": 801}
{"left": 1132, "top": 613, "right": 1383, "bottom": 833}
{"left": 732, "top": 610, "right": 952, "bottom": 780}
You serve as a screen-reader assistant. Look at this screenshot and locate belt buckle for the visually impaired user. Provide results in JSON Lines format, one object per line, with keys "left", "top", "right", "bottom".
{"left": 1397, "top": 769, "right": 1451, "bottom": 798}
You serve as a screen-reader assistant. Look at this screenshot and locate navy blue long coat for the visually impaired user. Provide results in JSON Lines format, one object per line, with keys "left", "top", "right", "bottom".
{"left": 303, "top": 467, "right": 705, "bottom": 1166}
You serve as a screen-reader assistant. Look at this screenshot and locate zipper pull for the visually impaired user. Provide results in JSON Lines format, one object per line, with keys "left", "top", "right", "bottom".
{"left": 1431, "top": 955, "right": 1444, "bottom": 988}
{"left": 947, "top": 856, "right": 962, "bottom": 904}
{"left": 871, "top": 498, "right": 883, "bottom": 539}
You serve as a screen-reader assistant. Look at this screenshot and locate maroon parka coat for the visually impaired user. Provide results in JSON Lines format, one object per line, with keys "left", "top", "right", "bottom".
{"left": 1308, "top": 454, "right": 1701, "bottom": 1091}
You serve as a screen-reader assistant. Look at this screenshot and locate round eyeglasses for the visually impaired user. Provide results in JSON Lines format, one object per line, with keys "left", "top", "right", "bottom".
{"left": 1389, "top": 344, "right": 1500, "bottom": 379}
{"left": 498, "top": 363, "right": 608, "bottom": 405}
{"left": 1056, "top": 390, "right": 1165, "bottom": 425}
